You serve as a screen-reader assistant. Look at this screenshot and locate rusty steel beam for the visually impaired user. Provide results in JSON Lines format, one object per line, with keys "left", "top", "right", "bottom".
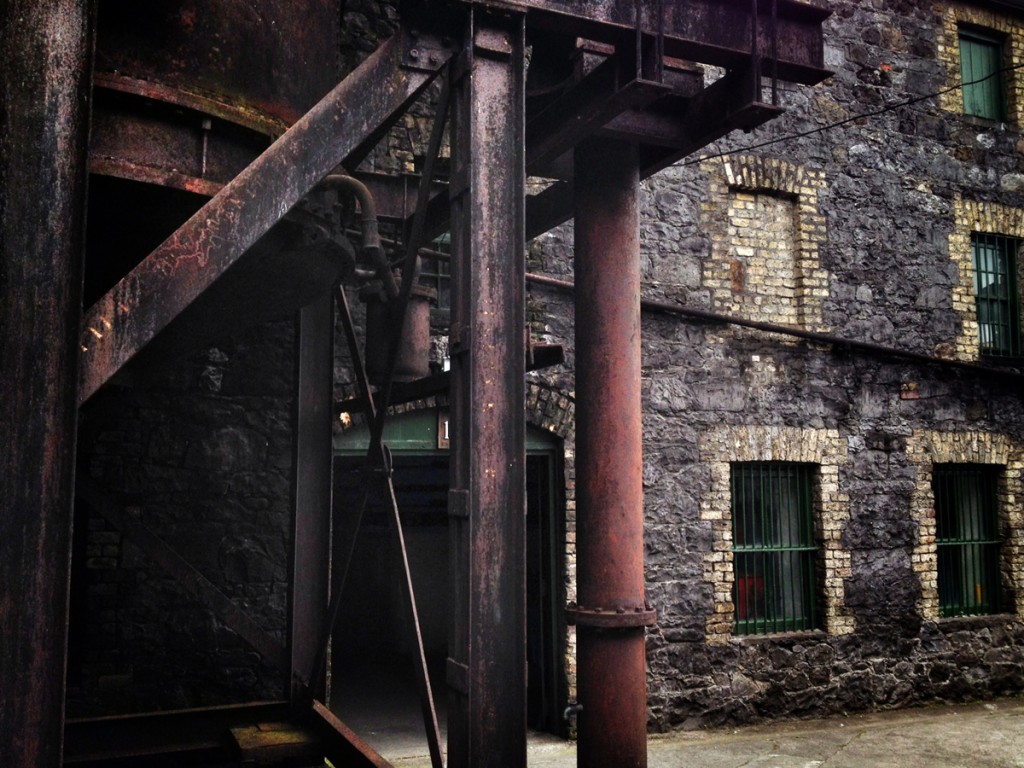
{"left": 446, "top": 11, "right": 528, "bottom": 768}
{"left": 310, "top": 701, "right": 394, "bottom": 768}
{"left": 526, "top": 54, "right": 678, "bottom": 176}
{"left": 571, "top": 138, "right": 652, "bottom": 768}
{"left": 78, "top": 29, "right": 452, "bottom": 403}
{"left": 476, "top": 0, "right": 830, "bottom": 84}
{"left": 0, "top": 2, "right": 93, "bottom": 766}
{"left": 64, "top": 702, "right": 290, "bottom": 765}
{"left": 413, "top": 67, "right": 792, "bottom": 243}
{"left": 289, "top": 296, "right": 335, "bottom": 703}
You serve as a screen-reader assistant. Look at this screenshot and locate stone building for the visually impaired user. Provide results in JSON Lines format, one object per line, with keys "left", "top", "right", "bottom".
{"left": 64, "top": 0, "right": 1024, "bottom": 745}
{"left": 529, "top": 0, "right": 1024, "bottom": 730}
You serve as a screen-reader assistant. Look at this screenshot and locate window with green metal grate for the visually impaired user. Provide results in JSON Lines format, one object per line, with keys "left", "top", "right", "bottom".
{"left": 933, "top": 464, "right": 1003, "bottom": 618}
{"left": 972, "top": 233, "right": 1022, "bottom": 358}
{"left": 959, "top": 26, "right": 1007, "bottom": 122}
{"left": 731, "top": 462, "right": 820, "bottom": 635}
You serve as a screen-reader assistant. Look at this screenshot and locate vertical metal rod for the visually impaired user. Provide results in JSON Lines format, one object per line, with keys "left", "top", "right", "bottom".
{"left": 370, "top": 76, "right": 452, "bottom": 450}
{"left": 771, "top": 0, "right": 779, "bottom": 105}
{"left": 634, "top": 0, "right": 643, "bottom": 80}
{"left": 381, "top": 473, "right": 445, "bottom": 768}
{"left": 315, "top": 285, "right": 444, "bottom": 767}
{"left": 289, "top": 295, "right": 335, "bottom": 704}
{"left": 447, "top": 11, "right": 527, "bottom": 768}
{"left": 656, "top": 0, "right": 666, "bottom": 83}
{"left": 573, "top": 137, "right": 647, "bottom": 768}
{"left": 751, "top": 0, "right": 761, "bottom": 102}
{"left": 0, "top": 2, "right": 92, "bottom": 765}
{"left": 304, "top": 286, "right": 379, "bottom": 695}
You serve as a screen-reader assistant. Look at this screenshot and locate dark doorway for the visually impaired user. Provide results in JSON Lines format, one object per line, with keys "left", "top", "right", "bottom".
{"left": 330, "top": 424, "right": 564, "bottom": 744}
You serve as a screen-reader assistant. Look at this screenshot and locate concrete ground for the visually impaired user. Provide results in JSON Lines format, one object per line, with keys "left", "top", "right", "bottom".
{"left": 375, "top": 697, "right": 1024, "bottom": 767}
{"left": 524, "top": 697, "right": 1024, "bottom": 768}
{"left": 331, "top": 661, "right": 1024, "bottom": 767}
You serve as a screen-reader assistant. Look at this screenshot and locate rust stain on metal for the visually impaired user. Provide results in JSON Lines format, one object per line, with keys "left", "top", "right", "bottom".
{"left": 79, "top": 30, "right": 448, "bottom": 402}
{"left": 1, "top": 1, "right": 92, "bottom": 766}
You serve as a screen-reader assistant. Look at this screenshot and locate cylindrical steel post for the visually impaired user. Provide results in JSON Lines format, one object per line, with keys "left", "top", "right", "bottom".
{"left": 0, "top": 1, "right": 93, "bottom": 765}
{"left": 573, "top": 137, "right": 647, "bottom": 768}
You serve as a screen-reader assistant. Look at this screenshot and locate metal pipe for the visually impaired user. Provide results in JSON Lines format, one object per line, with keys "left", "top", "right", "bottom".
{"left": 573, "top": 137, "right": 649, "bottom": 768}
{"left": 526, "top": 272, "right": 1024, "bottom": 383}
{"left": 321, "top": 174, "right": 397, "bottom": 299}
{"left": 0, "top": 1, "right": 93, "bottom": 765}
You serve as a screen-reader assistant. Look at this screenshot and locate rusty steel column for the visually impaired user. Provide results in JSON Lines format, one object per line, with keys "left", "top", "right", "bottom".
{"left": 289, "top": 295, "right": 335, "bottom": 703}
{"left": 572, "top": 137, "right": 652, "bottom": 768}
{"left": 447, "top": 10, "right": 527, "bottom": 768}
{"left": 0, "top": 1, "right": 93, "bottom": 766}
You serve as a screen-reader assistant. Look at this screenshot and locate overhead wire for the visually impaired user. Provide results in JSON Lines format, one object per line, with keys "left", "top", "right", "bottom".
{"left": 685, "top": 60, "right": 1024, "bottom": 166}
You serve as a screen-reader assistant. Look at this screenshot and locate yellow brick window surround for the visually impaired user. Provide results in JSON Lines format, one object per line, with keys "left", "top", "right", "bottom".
{"left": 700, "top": 155, "right": 829, "bottom": 335}
{"left": 949, "top": 196, "right": 1024, "bottom": 360}
{"left": 937, "top": 2, "right": 1024, "bottom": 125}
{"left": 699, "top": 426, "right": 854, "bottom": 642}
{"left": 907, "top": 430, "right": 1024, "bottom": 622}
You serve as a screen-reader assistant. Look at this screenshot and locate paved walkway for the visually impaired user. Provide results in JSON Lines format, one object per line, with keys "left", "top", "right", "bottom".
{"left": 383, "top": 697, "right": 1024, "bottom": 767}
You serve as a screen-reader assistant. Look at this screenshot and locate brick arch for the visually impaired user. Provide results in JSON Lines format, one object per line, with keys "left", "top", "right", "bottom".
{"left": 525, "top": 381, "right": 575, "bottom": 442}
{"left": 723, "top": 154, "right": 805, "bottom": 198}
{"left": 338, "top": 382, "right": 575, "bottom": 442}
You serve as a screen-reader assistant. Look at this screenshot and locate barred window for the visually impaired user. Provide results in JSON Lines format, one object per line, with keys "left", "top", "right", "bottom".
{"left": 933, "top": 464, "right": 1003, "bottom": 618}
{"left": 731, "top": 462, "right": 820, "bottom": 635}
{"left": 959, "top": 26, "right": 1006, "bottom": 122}
{"left": 972, "top": 233, "right": 1022, "bottom": 358}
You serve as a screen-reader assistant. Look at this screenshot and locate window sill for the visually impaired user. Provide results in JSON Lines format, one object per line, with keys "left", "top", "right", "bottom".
{"left": 729, "top": 628, "right": 828, "bottom": 645}
{"left": 935, "top": 613, "right": 1019, "bottom": 632}
{"left": 957, "top": 113, "right": 1015, "bottom": 131}
{"left": 978, "top": 354, "right": 1024, "bottom": 368}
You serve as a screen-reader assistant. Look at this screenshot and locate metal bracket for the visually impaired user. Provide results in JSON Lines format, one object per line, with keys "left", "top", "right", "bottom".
{"left": 565, "top": 602, "right": 657, "bottom": 629}
{"left": 402, "top": 27, "right": 456, "bottom": 72}
{"left": 474, "top": 25, "right": 513, "bottom": 59}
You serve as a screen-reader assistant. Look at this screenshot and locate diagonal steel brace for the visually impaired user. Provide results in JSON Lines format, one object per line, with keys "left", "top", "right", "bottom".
{"left": 78, "top": 28, "right": 453, "bottom": 403}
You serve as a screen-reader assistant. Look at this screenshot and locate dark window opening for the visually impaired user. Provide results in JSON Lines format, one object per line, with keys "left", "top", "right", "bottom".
{"left": 972, "top": 232, "right": 1022, "bottom": 358}
{"left": 731, "top": 462, "right": 820, "bottom": 635}
{"left": 933, "top": 464, "right": 1003, "bottom": 618}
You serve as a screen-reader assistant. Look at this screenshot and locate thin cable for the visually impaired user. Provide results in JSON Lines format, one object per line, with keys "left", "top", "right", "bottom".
{"left": 685, "top": 60, "right": 1024, "bottom": 167}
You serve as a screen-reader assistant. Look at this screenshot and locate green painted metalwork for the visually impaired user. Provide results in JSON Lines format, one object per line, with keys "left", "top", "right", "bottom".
{"left": 960, "top": 27, "right": 1006, "bottom": 121}
{"left": 972, "top": 232, "right": 1022, "bottom": 358}
{"left": 334, "top": 408, "right": 558, "bottom": 453}
{"left": 933, "top": 464, "right": 1003, "bottom": 618}
{"left": 731, "top": 462, "right": 819, "bottom": 635}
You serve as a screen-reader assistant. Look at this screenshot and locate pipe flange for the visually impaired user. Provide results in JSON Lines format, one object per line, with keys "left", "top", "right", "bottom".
{"left": 565, "top": 603, "right": 657, "bottom": 629}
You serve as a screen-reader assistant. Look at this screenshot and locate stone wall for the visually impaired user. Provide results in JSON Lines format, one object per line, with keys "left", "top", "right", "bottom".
{"left": 525, "top": 0, "right": 1024, "bottom": 731}
{"left": 68, "top": 320, "right": 295, "bottom": 716}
